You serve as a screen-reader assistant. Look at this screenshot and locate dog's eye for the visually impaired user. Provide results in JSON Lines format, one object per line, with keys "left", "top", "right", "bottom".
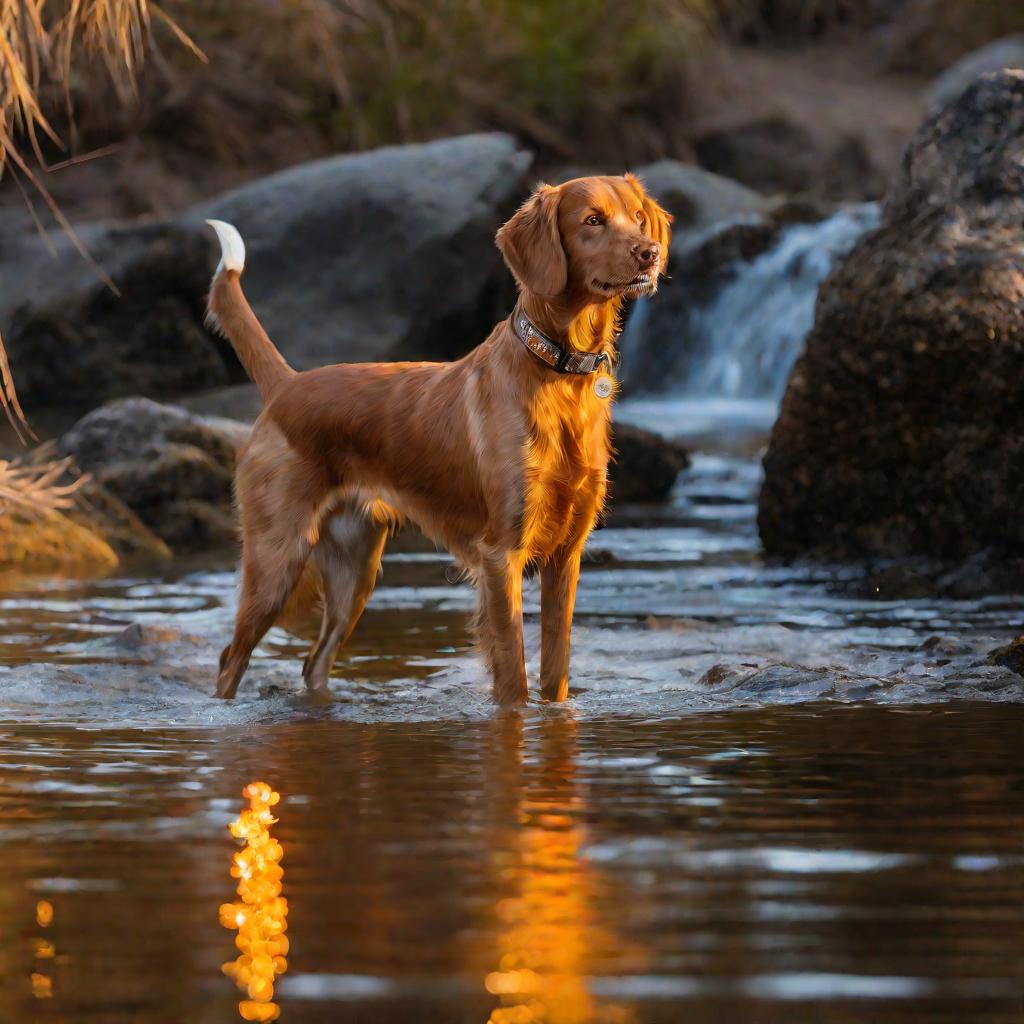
{"left": 585, "top": 214, "right": 604, "bottom": 226}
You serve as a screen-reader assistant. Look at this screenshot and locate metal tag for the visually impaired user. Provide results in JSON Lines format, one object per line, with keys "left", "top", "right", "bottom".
{"left": 593, "top": 375, "right": 613, "bottom": 399}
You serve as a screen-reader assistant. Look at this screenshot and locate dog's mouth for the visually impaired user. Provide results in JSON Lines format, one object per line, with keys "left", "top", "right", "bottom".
{"left": 592, "top": 270, "right": 658, "bottom": 298}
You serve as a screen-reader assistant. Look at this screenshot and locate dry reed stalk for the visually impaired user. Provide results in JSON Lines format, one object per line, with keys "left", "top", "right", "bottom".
{"left": 0, "top": 456, "right": 87, "bottom": 515}
{"left": 0, "top": 0, "right": 202, "bottom": 442}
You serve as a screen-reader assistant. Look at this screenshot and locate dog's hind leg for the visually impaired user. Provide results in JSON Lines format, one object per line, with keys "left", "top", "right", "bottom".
{"left": 216, "top": 527, "right": 313, "bottom": 699}
{"left": 302, "top": 507, "right": 388, "bottom": 692}
{"left": 216, "top": 429, "right": 324, "bottom": 699}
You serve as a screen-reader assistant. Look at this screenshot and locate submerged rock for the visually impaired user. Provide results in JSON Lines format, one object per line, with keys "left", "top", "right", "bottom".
{"left": 760, "top": 70, "right": 1024, "bottom": 563}
{"left": 2, "top": 134, "right": 530, "bottom": 415}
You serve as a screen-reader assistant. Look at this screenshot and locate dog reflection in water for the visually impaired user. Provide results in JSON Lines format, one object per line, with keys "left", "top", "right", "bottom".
{"left": 219, "top": 782, "right": 289, "bottom": 1022}
{"left": 485, "top": 719, "right": 636, "bottom": 1024}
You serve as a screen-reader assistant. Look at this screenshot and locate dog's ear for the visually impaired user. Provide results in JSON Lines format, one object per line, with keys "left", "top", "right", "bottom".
{"left": 625, "top": 174, "right": 673, "bottom": 275}
{"left": 495, "top": 184, "right": 567, "bottom": 298}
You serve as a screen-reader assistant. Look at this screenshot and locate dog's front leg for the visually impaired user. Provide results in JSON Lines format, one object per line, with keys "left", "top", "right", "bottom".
{"left": 478, "top": 547, "right": 528, "bottom": 705}
{"left": 539, "top": 549, "right": 582, "bottom": 702}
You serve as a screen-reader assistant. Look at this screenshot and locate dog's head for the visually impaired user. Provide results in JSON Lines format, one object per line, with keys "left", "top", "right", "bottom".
{"left": 496, "top": 174, "right": 672, "bottom": 302}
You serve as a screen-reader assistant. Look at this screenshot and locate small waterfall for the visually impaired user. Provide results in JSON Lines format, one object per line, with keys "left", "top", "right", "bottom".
{"left": 624, "top": 203, "right": 879, "bottom": 403}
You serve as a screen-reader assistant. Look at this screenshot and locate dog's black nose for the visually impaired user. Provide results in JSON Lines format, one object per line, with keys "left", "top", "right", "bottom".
{"left": 632, "top": 242, "right": 659, "bottom": 267}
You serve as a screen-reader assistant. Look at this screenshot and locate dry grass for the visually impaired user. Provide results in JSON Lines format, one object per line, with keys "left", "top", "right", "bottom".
{"left": 0, "top": 0, "right": 200, "bottom": 443}
{"left": 131, "top": 0, "right": 718, "bottom": 167}
{"left": 0, "top": 456, "right": 86, "bottom": 515}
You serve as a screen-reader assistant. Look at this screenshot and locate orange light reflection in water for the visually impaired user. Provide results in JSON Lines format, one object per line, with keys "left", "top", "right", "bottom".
{"left": 219, "top": 782, "right": 289, "bottom": 1023}
{"left": 485, "top": 720, "right": 636, "bottom": 1024}
{"left": 31, "top": 899, "right": 55, "bottom": 1000}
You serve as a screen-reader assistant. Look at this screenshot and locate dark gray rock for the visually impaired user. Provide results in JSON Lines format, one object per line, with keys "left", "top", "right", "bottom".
{"left": 629, "top": 160, "right": 769, "bottom": 234}
{"left": 3, "top": 224, "right": 233, "bottom": 414}
{"left": 759, "top": 70, "right": 1024, "bottom": 562}
{"left": 191, "top": 133, "right": 530, "bottom": 367}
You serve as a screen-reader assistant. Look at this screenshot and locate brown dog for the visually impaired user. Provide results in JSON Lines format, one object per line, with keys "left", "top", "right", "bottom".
{"left": 205, "top": 174, "right": 671, "bottom": 703}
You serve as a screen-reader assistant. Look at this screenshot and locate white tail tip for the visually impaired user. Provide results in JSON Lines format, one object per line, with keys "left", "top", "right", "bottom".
{"left": 206, "top": 219, "right": 246, "bottom": 274}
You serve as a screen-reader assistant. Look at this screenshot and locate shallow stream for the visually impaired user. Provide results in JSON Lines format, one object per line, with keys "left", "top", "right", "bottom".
{"left": 1, "top": 398, "right": 1023, "bottom": 1022}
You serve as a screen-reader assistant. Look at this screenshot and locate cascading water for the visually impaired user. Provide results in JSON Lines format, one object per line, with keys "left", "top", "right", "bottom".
{"left": 681, "top": 204, "right": 880, "bottom": 400}
{"left": 617, "top": 203, "right": 881, "bottom": 492}
{"left": 621, "top": 203, "right": 880, "bottom": 410}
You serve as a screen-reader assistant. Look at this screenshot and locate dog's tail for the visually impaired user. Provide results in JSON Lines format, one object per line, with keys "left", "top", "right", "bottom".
{"left": 205, "top": 220, "right": 295, "bottom": 402}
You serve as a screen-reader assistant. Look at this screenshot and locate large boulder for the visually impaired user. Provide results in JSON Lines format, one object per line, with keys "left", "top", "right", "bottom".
{"left": 759, "top": 71, "right": 1024, "bottom": 562}
{"left": 3, "top": 224, "right": 231, "bottom": 415}
{"left": 2, "top": 134, "right": 530, "bottom": 416}
{"left": 191, "top": 133, "right": 529, "bottom": 367}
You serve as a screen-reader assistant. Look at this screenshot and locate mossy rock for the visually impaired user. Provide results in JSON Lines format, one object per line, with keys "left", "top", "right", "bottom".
{"left": 0, "top": 508, "right": 118, "bottom": 574}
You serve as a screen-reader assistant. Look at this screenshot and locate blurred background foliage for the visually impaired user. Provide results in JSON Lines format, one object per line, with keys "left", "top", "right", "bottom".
{"left": 3, "top": 0, "right": 1024, "bottom": 220}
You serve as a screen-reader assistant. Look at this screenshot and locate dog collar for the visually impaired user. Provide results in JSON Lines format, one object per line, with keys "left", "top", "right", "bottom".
{"left": 511, "top": 307, "right": 613, "bottom": 377}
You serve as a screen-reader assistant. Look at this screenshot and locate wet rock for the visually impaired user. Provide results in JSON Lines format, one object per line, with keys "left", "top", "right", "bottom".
{"left": 2, "top": 134, "right": 530, "bottom": 415}
{"left": 987, "top": 638, "right": 1024, "bottom": 677}
{"left": 102, "top": 623, "right": 202, "bottom": 651}
{"left": 608, "top": 423, "right": 690, "bottom": 504}
{"left": 928, "top": 36, "right": 1024, "bottom": 112}
{"left": 759, "top": 71, "right": 1024, "bottom": 564}
{"left": 732, "top": 664, "right": 837, "bottom": 703}
{"left": 695, "top": 663, "right": 746, "bottom": 691}
{"left": 58, "top": 398, "right": 241, "bottom": 552}
{"left": 920, "top": 635, "right": 972, "bottom": 658}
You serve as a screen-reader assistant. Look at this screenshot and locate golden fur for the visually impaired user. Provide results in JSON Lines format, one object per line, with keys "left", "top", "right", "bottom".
{"left": 206, "top": 174, "right": 671, "bottom": 703}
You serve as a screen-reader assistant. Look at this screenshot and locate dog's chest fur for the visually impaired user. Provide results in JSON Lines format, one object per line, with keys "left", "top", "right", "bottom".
{"left": 519, "top": 378, "right": 611, "bottom": 560}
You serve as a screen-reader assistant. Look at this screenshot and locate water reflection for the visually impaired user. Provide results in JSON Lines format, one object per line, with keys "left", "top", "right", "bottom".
{"left": 220, "top": 782, "right": 289, "bottom": 1022}
{"left": 31, "top": 898, "right": 55, "bottom": 1000}
{"left": 0, "top": 710, "right": 1022, "bottom": 1022}
{"left": 486, "top": 716, "right": 635, "bottom": 1024}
